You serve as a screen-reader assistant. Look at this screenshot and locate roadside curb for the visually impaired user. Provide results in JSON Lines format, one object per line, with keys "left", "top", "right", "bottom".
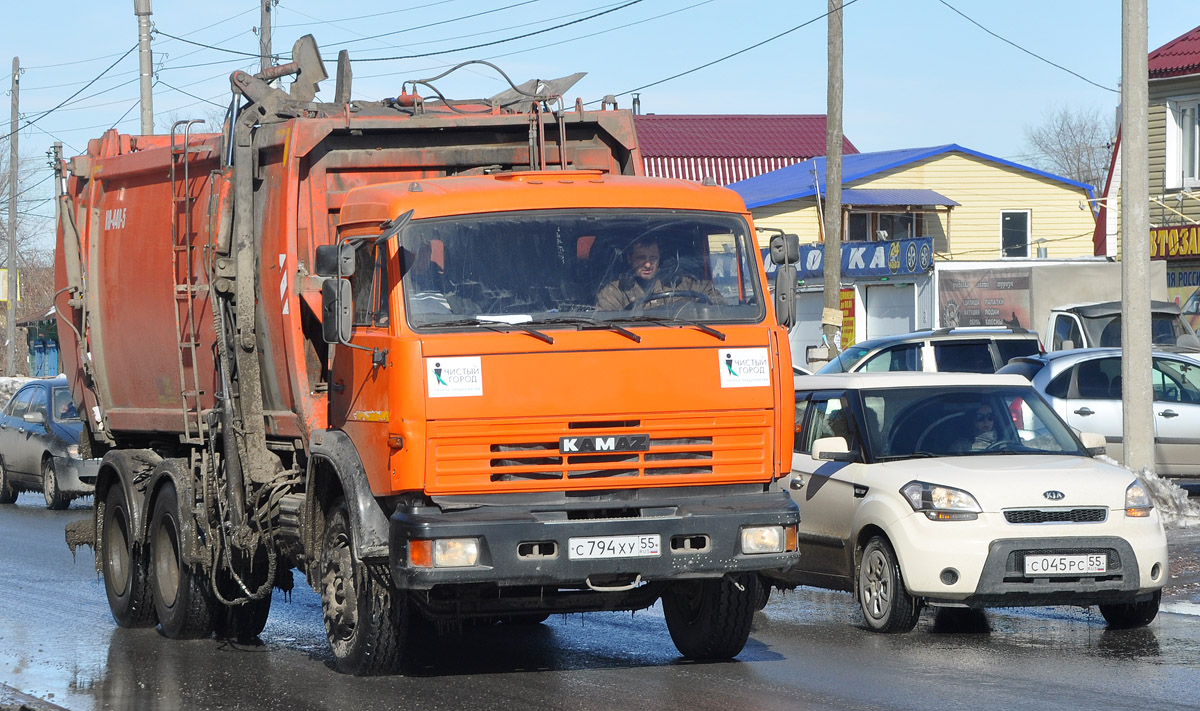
{"left": 0, "top": 684, "right": 68, "bottom": 711}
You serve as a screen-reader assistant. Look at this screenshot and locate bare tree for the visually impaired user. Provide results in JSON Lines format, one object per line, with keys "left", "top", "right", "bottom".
{"left": 1022, "top": 105, "right": 1114, "bottom": 193}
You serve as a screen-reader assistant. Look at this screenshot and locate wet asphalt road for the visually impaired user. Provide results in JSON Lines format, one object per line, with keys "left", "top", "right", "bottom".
{"left": 2, "top": 493, "right": 1200, "bottom": 711}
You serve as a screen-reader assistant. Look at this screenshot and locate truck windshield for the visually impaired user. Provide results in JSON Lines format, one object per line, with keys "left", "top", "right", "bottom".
{"left": 399, "top": 209, "right": 765, "bottom": 329}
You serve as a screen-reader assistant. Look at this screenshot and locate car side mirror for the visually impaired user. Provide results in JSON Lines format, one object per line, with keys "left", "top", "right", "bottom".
{"left": 23, "top": 411, "right": 45, "bottom": 425}
{"left": 1077, "top": 431, "right": 1108, "bottom": 456}
{"left": 1061, "top": 338, "right": 1075, "bottom": 350}
{"left": 314, "top": 244, "right": 356, "bottom": 278}
{"left": 321, "top": 278, "right": 353, "bottom": 344}
{"left": 812, "top": 436, "right": 853, "bottom": 462}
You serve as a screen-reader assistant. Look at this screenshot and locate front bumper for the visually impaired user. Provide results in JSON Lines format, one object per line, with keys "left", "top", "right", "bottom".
{"left": 890, "top": 510, "right": 1168, "bottom": 607}
{"left": 51, "top": 456, "right": 99, "bottom": 497}
{"left": 388, "top": 485, "right": 799, "bottom": 590}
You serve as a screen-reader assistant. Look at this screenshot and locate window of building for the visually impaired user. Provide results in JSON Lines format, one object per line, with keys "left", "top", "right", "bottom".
{"left": 1166, "top": 96, "right": 1200, "bottom": 190}
{"left": 1001, "top": 210, "right": 1030, "bottom": 258}
{"left": 846, "top": 211, "right": 924, "bottom": 241}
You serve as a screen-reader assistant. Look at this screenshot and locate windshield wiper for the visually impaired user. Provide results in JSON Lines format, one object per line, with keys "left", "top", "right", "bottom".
{"left": 425, "top": 318, "right": 554, "bottom": 344}
{"left": 876, "top": 451, "right": 942, "bottom": 461}
{"left": 524, "top": 316, "right": 641, "bottom": 343}
{"left": 607, "top": 315, "right": 726, "bottom": 341}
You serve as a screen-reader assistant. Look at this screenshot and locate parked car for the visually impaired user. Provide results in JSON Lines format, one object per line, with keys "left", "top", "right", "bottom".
{"left": 999, "top": 348, "right": 1200, "bottom": 490}
{"left": 0, "top": 375, "right": 96, "bottom": 509}
{"left": 764, "top": 372, "right": 1167, "bottom": 632}
{"left": 1045, "top": 300, "right": 1200, "bottom": 353}
{"left": 816, "top": 328, "right": 1041, "bottom": 375}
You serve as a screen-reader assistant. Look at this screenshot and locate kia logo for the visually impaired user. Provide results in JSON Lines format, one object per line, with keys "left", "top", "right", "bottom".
{"left": 1043, "top": 490, "right": 1066, "bottom": 501}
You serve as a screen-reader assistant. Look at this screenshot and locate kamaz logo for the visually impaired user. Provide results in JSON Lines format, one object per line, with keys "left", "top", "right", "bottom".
{"left": 1043, "top": 490, "right": 1066, "bottom": 501}
{"left": 560, "top": 434, "right": 650, "bottom": 453}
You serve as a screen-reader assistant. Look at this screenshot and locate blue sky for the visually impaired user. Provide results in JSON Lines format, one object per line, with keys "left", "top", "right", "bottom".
{"left": 5, "top": 0, "right": 1200, "bottom": 231}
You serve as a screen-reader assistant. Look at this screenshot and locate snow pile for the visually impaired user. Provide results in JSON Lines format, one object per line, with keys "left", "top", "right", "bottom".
{"left": 1096, "top": 454, "right": 1200, "bottom": 529}
{"left": 0, "top": 376, "right": 32, "bottom": 406}
{"left": 1139, "top": 468, "right": 1200, "bottom": 529}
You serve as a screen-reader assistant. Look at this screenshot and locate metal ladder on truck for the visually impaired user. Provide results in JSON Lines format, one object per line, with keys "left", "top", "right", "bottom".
{"left": 169, "top": 119, "right": 209, "bottom": 445}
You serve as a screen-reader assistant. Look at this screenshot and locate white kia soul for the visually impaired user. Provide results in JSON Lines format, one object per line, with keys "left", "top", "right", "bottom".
{"left": 768, "top": 372, "right": 1168, "bottom": 632}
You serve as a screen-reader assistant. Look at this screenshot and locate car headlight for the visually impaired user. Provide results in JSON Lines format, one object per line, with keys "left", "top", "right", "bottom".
{"left": 1124, "top": 480, "right": 1153, "bottom": 518}
{"left": 900, "top": 480, "right": 982, "bottom": 521}
{"left": 66, "top": 444, "right": 81, "bottom": 459}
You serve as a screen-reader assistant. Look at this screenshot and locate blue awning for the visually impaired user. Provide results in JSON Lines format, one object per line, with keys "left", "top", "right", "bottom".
{"left": 841, "top": 188, "right": 959, "bottom": 207}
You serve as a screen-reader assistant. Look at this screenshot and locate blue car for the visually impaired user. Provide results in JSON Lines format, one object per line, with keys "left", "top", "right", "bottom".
{"left": 0, "top": 376, "right": 97, "bottom": 509}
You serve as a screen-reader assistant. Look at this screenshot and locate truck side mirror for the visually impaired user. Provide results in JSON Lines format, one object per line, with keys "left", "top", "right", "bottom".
{"left": 321, "top": 278, "right": 353, "bottom": 344}
{"left": 770, "top": 234, "right": 800, "bottom": 329}
{"left": 314, "top": 244, "right": 356, "bottom": 278}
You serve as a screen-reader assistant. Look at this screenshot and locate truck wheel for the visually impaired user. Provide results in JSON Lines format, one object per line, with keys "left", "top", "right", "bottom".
{"left": 0, "top": 457, "right": 16, "bottom": 504}
{"left": 857, "top": 535, "right": 920, "bottom": 633}
{"left": 215, "top": 593, "right": 273, "bottom": 643}
{"left": 662, "top": 573, "right": 757, "bottom": 660}
{"left": 101, "top": 484, "right": 156, "bottom": 627}
{"left": 1099, "top": 590, "right": 1160, "bottom": 629}
{"left": 149, "top": 479, "right": 215, "bottom": 639}
{"left": 42, "top": 458, "right": 70, "bottom": 510}
{"left": 320, "top": 499, "right": 406, "bottom": 675}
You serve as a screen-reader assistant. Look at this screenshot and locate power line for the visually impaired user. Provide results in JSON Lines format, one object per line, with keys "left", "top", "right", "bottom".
{"left": 272, "top": 0, "right": 461, "bottom": 29}
{"left": 936, "top": 0, "right": 1117, "bottom": 94}
{"left": 331, "top": 0, "right": 541, "bottom": 49}
{"left": 593, "top": 0, "right": 859, "bottom": 103}
{"left": 348, "top": 0, "right": 644, "bottom": 62}
{"left": 1, "top": 44, "right": 138, "bottom": 142}
{"left": 153, "top": 30, "right": 264, "bottom": 59}
{"left": 156, "top": 80, "right": 226, "bottom": 109}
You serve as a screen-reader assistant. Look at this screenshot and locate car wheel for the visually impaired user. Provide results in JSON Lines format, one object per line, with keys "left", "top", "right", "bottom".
{"left": 101, "top": 483, "right": 156, "bottom": 627}
{"left": 320, "top": 498, "right": 407, "bottom": 675}
{"left": 662, "top": 573, "right": 758, "bottom": 660}
{"left": 150, "top": 478, "right": 216, "bottom": 639}
{"left": 1099, "top": 590, "right": 1160, "bottom": 629}
{"left": 42, "top": 457, "right": 70, "bottom": 510}
{"left": 857, "top": 535, "right": 921, "bottom": 633}
{"left": 0, "top": 457, "right": 16, "bottom": 505}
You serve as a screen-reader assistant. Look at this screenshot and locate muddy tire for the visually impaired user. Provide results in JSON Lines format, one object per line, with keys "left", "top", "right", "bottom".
{"left": 42, "top": 458, "right": 69, "bottom": 510}
{"left": 215, "top": 592, "right": 273, "bottom": 643}
{"left": 1100, "top": 590, "right": 1160, "bottom": 629}
{"left": 149, "top": 479, "right": 215, "bottom": 639}
{"left": 857, "top": 535, "right": 920, "bottom": 633}
{"left": 662, "top": 573, "right": 758, "bottom": 660}
{"left": 320, "top": 498, "right": 406, "bottom": 675}
{"left": 0, "top": 457, "right": 16, "bottom": 504}
{"left": 101, "top": 483, "right": 156, "bottom": 627}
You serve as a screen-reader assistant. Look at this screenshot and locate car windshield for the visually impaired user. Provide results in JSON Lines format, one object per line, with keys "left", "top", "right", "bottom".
{"left": 858, "top": 385, "right": 1086, "bottom": 460}
{"left": 817, "top": 343, "right": 878, "bottom": 374}
{"left": 396, "top": 209, "right": 765, "bottom": 330}
{"left": 51, "top": 387, "right": 79, "bottom": 422}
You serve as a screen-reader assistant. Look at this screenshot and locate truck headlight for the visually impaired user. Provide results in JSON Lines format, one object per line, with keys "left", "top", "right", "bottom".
{"left": 900, "top": 481, "right": 982, "bottom": 521}
{"left": 1125, "top": 481, "right": 1153, "bottom": 518}
{"left": 409, "top": 538, "right": 481, "bottom": 568}
{"left": 741, "top": 525, "right": 786, "bottom": 554}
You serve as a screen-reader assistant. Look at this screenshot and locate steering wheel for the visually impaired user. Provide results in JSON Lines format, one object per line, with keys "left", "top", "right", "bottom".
{"left": 981, "top": 439, "right": 1008, "bottom": 452}
{"left": 625, "top": 289, "right": 712, "bottom": 309}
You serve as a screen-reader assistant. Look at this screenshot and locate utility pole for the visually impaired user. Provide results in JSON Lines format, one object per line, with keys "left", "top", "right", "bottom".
{"left": 260, "top": 0, "right": 273, "bottom": 73}
{"left": 1120, "top": 0, "right": 1153, "bottom": 474}
{"left": 6, "top": 57, "right": 18, "bottom": 376}
{"left": 135, "top": 0, "right": 154, "bottom": 134}
{"left": 821, "top": 0, "right": 845, "bottom": 357}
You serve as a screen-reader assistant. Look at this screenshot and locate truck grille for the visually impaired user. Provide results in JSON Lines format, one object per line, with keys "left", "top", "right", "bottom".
{"left": 428, "top": 412, "right": 771, "bottom": 493}
{"left": 1003, "top": 508, "right": 1108, "bottom": 524}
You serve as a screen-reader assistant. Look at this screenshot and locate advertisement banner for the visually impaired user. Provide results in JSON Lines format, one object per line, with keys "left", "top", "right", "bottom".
{"left": 761, "top": 237, "right": 934, "bottom": 280}
{"left": 938, "top": 268, "right": 1033, "bottom": 329}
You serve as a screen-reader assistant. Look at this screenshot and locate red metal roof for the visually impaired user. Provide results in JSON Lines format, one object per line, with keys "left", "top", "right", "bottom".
{"left": 1149, "top": 24, "right": 1200, "bottom": 79}
{"left": 633, "top": 114, "right": 858, "bottom": 186}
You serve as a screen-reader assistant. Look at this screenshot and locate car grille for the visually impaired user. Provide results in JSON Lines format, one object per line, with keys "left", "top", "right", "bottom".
{"left": 1003, "top": 507, "right": 1108, "bottom": 524}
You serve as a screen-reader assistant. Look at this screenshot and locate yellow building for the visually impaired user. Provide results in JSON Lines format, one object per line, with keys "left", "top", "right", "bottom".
{"left": 731, "top": 144, "right": 1097, "bottom": 260}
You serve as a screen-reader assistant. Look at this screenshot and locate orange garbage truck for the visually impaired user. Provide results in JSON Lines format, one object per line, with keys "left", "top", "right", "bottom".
{"left": 55, "top": 38, "right": 801, "bottom": 674}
